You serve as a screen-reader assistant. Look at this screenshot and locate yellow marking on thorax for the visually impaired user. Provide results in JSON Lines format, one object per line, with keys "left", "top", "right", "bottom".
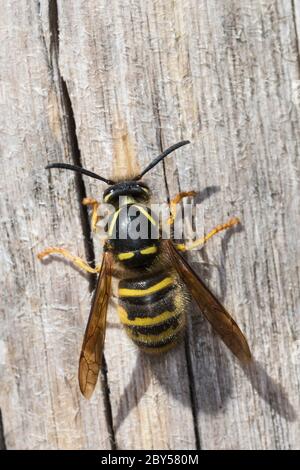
{"left": 133, "top": 204, "right": 156, "bottom": 226}
{"left": 175, "top": 243, "right": 186, "bottom": 251}
{"left": 108, "top": 201, "right": 155, "bottom": 236}
{"left": 126, "top": 322, "right": 183, "bottom": 343}
{"left": 117, "top": 245, "right": 157, "bottom": 261}
{"left": 118, "top": 251, "right": 135, "bottom": 260}
{"left": 140, "top": 245, "right": 157, "bottom": 255}
{"left": 108, "top": 207, "right": 121, "bottom": 236}
{"left": 118, "top": 306, "right": 177, "bottom": 326}
{"left": 118, "top": 277, "right": 173, "bottom": 297}
{"left": 122, "top": 196, "right": 136, "bottom": 205}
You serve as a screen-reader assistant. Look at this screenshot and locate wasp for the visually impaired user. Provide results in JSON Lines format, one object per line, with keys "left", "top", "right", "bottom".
{"left": 38, "top": 140, "right": 251, "bottom": 399}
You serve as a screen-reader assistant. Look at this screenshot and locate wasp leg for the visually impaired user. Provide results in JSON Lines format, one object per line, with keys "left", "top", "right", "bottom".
{"left": 37, "top": 247, "right": 101, "bottom": 273}
{"left": 176, "top": 217, "right": 240, "bottom": 252}
{"left": 82, "top": 197, "right": 100, "bottom": 232}
{"left": 168, "top": 191, "right": 197, "bottom": 225}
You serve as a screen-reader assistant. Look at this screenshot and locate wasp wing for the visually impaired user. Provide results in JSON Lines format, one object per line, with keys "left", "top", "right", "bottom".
{"left": 165, "top": 240, "right": 251, "bottom": 362}
{"left": 79, "top": 251, "right": 113, "bottom": 399}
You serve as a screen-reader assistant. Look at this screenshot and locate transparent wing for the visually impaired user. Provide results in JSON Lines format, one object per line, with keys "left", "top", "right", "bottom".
{"left": 165, "top": 240, "right": 251, "bottom": 362}
{"left": 78, "top": 251, "right": 113, "bottom": 399}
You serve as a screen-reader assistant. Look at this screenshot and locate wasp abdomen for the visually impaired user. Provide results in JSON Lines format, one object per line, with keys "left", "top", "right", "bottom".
{"left": 117, "top": 271, "right": 186, "bottom": 353}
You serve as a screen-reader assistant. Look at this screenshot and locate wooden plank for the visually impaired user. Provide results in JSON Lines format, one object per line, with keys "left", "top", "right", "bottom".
{"left": 57, "top": 0, "right": 300, "bottom": 449}
{"left": 294, "top": 0, "right": 300, "bottom": 51}
{"left": 57, "top": 0, "right": 197, "bottom": 450}
{"left": 0, "top": 0, "right": 111, "bottom": 450}
{"left": 179, "top": 0, "right": 300, "bottom": 449}
{"left": 1, "top": 0, "right": 299, "bottom": 450}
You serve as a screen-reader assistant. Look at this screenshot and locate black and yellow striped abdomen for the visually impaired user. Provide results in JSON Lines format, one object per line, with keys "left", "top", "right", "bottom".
{"left": 117, "top": 271, "right": 186, "bottom": 353}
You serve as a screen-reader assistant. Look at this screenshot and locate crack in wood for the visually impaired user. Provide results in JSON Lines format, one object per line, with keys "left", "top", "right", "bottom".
{"left": 0, "top": 409, "right": 6, "bottom": 450}
{"left": 48, "top": 0, "right": 116, "bottom": 449}
{"left": 291, "top": 0, "right": 300, "bottom": 76}
{"left": 184, "top": 338, "right": 201, "bottom": 450}
{"left": 2, "top": 0, "right": 300, "bottom": 451}
{"left": 176, "top": 173, "right": 201, "bottom": 450}
{"left": 156, "top": 115, "right": 171, "bottom": 204}
{"left": 59, "top": 78, "right": 96, "bottom": 276}
{"left": 153, "top": 104, "right": 200, "bottom": 449}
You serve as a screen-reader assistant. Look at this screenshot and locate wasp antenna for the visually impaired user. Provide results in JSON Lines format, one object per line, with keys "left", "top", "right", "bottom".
{"left": 45, "top": 163, "right": 115, "bottom": 185}
{"left": 135, "top": 140, "right": 191, "bottom": 180}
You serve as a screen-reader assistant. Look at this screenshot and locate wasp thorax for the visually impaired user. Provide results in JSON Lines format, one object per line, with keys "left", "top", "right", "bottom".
{"left": 107, "top": 201, "right": 160, "bottom": 268}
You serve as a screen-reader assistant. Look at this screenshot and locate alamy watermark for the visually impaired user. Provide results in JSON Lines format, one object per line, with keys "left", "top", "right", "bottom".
{"left": 96, "top": 197, "right": 205, "bottom": 241}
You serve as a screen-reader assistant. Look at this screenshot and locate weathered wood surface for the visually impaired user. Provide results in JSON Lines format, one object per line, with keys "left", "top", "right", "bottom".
{"left": 0, "top": 0, "right": 299, "bottom": 450}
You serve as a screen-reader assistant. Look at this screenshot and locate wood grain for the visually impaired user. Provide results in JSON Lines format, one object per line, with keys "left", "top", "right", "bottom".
{"left": 0, "top": 0, "right": 111, "bottom": 450}
{"left": 0, "top": 0, "right": 299, "bottom": 449}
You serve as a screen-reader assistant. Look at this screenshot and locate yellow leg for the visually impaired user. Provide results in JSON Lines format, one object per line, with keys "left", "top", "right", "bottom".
{"left": 82, "top": 197, "right": 100, "bottom": 232}
{"left": 37, "top": 247, "right": 101, "bottom": 273}
{"left": 176, "top": 217, "right": 240, "bottom": 252}
{"left": 168, "top": 191, "right": 197, "bottom": 225}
